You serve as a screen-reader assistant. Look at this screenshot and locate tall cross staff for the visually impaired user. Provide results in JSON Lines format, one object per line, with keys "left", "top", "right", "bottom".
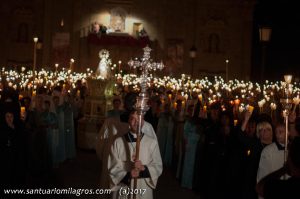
{"left": 280, "top": 75, "right": 293, "bottom": 180}
{"left": 128, "top": 46, "right": 164, "bottom": 198}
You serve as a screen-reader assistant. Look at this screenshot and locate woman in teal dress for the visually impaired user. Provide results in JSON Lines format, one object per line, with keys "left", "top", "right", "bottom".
{"left": 181, "top": 104, "right": 200, "bottom": 189}
{"left": 172, "top": 100, "right": 186, "bottom": 179}
{"left": 41, "top": 100, "right": 59, "bottom": 168}
{"left": 157, "top": 103, "right": 173, "bottom": 165}
{"left": 53, "top": 95, "right": 66, "bottom": 164}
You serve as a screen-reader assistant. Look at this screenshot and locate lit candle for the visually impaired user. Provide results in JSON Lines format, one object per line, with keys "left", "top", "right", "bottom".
{"left": 70, "top": 58, "right": 75, "bottom": 71}
{"left": 284, "top": 75, "right": 292, "bottom": 84}
{"left": 118, "top": 60, "right": 122, "bottom": 71}
{"left": 293, "top": 96, "right": 300, "bottom": 112}
{"left": 234, "top": 119, "right": 238, "bottom": 126}
{"left": 270, "top": 103, "right": 277, "bottom": 111}
{"left": 184, "top": 94, "right": 188, "bottom": 101}
{"left": 55, "top": 63, "right": 59, "bottom": 73}
{"left": 234, "top": 99, "right": 240, "bottom": 105}
{"left": 20, "top": 106, "right": 26, "bottom": 120}
{"left": 247, "top": 149, "right": 251, "bottom": 156}
{"left": 239, "top": 105, "right": 244, "bottom": 113}
{"left": 198, "top": 94, "right": 202, "bottom": 102}
{"left": 248, "top": 105, "right": 254, "bottom": 114}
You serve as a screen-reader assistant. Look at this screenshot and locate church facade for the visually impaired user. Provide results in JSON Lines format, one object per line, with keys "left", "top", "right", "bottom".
{"left": 0, "top": 0, "right": 255, "bottom": 80}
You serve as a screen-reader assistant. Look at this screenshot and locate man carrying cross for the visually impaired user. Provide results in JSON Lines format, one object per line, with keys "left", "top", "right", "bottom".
{"left": 108, "top": 110, "right": 163, "bottom": 199}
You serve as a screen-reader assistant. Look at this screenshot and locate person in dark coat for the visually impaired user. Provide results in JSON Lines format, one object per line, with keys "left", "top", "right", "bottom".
{"left": 0, "top": 110, "right": 27, "bottom": 189}
{"left": 144, "top": 96, "right": 161, "bottom": 132}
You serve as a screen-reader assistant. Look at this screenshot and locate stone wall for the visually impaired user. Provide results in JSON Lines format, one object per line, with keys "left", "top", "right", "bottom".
{"left": 0, "top": 0, "right": 255, "bottom": 80}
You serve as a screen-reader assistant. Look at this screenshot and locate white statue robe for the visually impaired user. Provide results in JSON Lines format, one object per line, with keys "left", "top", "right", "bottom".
{"left": 108, "top": 132, "right": 163, "bottom": 199}
{"left": 96, "top": 117, "right": 157, "bottom": 189}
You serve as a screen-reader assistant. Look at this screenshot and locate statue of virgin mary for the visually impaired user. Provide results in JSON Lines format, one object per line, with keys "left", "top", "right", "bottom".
{"left": 96, "top": 49, "right": 112, "bottom": 79}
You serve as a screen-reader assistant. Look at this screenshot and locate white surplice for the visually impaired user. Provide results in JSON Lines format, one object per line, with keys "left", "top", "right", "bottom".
{"left": 257, "top": 142, "right": 286, "bottom": 182}
{"left": 108, "top": 132, "right": 162, "bottom": 199}
{"left": 257, "top": 142, "right": 288, "bottom": 199}
{"left": 96, "top": 117, "right": 157, "bottom": 190}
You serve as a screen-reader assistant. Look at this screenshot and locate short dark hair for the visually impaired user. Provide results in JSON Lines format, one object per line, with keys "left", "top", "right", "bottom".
{"left": 124, "top": 92, "right": 137, "bottom": 111}
{"left": 113, "top": 98, "right": 121, "bottom": 103}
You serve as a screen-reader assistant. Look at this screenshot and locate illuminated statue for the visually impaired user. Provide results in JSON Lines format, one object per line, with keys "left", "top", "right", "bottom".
{"left": 96, "top": 49, "right": 111, "bottom": 79}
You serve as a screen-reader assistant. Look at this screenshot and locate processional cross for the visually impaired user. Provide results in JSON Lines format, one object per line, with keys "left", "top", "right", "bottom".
{"left": 280, "top": 75, "right": 293, "bottom": 180}
{"left": 128, "top": 46, "right": 164, "bottom": 198}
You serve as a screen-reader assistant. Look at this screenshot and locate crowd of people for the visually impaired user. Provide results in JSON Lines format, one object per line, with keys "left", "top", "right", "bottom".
{"left": 149, "top": 92, "right": 300, "bottom": 199}
{"left": 0, "top": 81, "right": 85, "bottom": 189}
{"left": 98, "top": 90, "right": 300, "bottom": 199}
{"left": 2, "top": 76, "right": 300, "bottom": 199}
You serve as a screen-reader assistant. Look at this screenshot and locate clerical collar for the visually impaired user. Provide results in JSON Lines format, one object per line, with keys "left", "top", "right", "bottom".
{"left": 129, "top": 131, "right": 137, "bottom": 138}
{"left": 275, "top": 141, "right": 285, "bottom": 151}
{"left": 124, "top": 132, "right": 144, "bottom": 142}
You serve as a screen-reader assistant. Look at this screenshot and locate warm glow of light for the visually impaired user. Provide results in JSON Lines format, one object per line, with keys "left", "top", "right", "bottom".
{"left": 96, "top": 12, "right": 110, "bottom": 27}
{"left": 33, "top": 37, "right": 38, "bottom": 43}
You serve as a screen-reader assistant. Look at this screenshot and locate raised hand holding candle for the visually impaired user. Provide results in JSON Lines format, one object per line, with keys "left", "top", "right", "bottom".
{"left": 248, "top": 105, "right": 254, "bottom": 114}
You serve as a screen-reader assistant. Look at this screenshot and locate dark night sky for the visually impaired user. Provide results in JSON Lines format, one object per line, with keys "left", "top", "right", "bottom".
{"left": 252, "top": 0, "right": 300, "bottom": 81}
